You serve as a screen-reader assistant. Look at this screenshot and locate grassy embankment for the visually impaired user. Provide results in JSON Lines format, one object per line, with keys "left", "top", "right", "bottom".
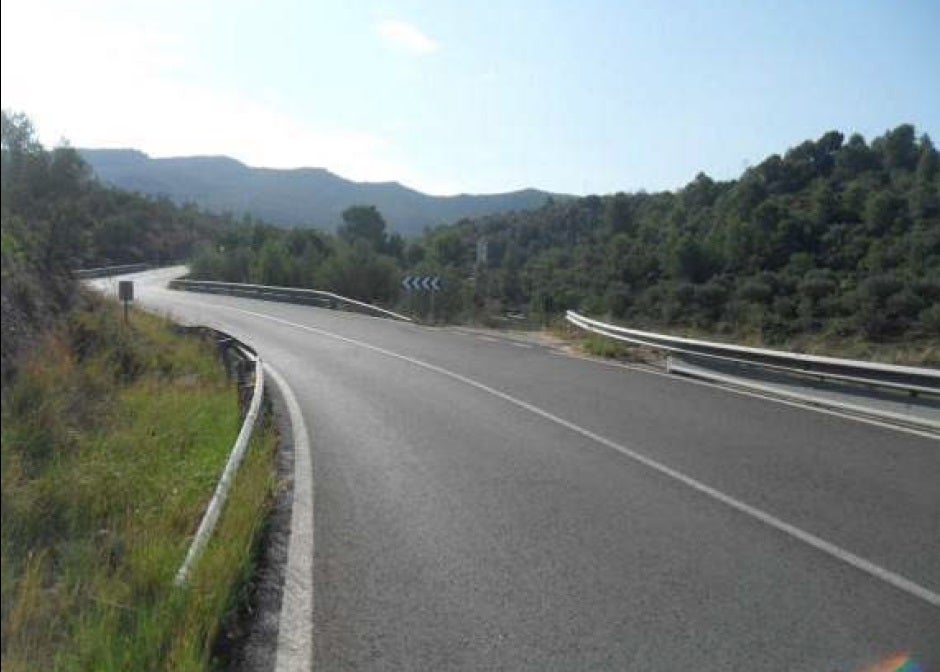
{"left": 1, "top": 296, "right": 276, "bottom": 671}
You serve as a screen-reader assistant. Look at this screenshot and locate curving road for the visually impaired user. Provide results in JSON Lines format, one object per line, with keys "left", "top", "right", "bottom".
{"left": 101, "top": 268, "right": 939, "bottom": 671}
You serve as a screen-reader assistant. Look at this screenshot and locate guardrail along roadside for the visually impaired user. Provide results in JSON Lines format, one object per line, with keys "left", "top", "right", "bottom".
{"left": 73, "top": 263, "right": 152, "bottom": 279}
{"left": 169, "top": 278, "right": 413, "bottom": 322}
{"left": 566, "top": 310, "right": 940, "bottom": 433}
{"left": 174, "top": 328, "right": 266, "bottom": 586}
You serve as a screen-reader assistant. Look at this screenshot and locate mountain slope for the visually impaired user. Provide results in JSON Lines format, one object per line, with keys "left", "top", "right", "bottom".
{"left": 79, "top": 149, "right": 558, "bottom": 236}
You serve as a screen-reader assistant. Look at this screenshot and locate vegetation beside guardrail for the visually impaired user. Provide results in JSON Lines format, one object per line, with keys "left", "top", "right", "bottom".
{"left": 0, "top": 295, "right": 276, "bottom": 671}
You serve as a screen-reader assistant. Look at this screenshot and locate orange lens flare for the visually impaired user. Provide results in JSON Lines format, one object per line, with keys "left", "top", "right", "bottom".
{"left": 859, "top": 653, "right": 922, "bottom": 672}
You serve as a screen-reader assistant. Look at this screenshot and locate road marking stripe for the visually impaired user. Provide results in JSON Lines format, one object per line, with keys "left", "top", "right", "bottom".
{"left": 166, "top": 284, "right": 936, "bottom": 439}
{"left": 267, "top": 365, "right": 316, "bottom": 672}
{"left": 667, "top": 359, "right": 939, "bottom": 434}
{"left": 560, "top": 350, "right": 940, "bottom": 441}
{"left": 152, "top": 280, "right": 937, "bottom": 441}
{"left": 234, "top": 306, "right": 940, "bottom": 610}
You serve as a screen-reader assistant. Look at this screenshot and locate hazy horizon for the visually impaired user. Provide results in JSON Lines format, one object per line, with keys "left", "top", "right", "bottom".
{"left": 78, "top": 147, "right": 555, "bottom": 196}
{"left": 3, "top": 0, "right": 937, "bottom": 196}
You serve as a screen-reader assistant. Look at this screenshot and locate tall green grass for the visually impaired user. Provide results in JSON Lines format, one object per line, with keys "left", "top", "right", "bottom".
{"left": 1, "top": 296, "right": 276, "bottom": 671}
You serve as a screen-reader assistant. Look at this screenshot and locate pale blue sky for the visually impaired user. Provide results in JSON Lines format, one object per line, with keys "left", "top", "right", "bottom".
{"left": 2, "top": 0, "right": 937, "bottom": 195}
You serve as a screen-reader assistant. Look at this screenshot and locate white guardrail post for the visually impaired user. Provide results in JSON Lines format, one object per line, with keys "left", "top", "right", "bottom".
{"left": 174, "top": 340, "right": 265, "bottom": 587}
{"left": 565, "top": 310, "right": 940, "bottom": 397}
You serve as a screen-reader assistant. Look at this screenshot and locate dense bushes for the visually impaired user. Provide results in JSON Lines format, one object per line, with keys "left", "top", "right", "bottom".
{"left": 422, "top": 124, "right": 939, "bottom": 343}
{"left": 189, "top": 209, "right": 411, "bottom": 309}
{"left": 1, "top": 111, "right": 232, "bottom": 383}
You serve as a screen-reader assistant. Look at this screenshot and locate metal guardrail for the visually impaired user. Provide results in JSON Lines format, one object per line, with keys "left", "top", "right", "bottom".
{"left": 169, "top": 278, "right": 413, "bottom": 323}
{"left": 175, "top": 334, "right": 265, "bottom": 586}
{"left": 73, "top": 263, "right": 151, "bottom": 279}
{"left": 566, "top": 310, "right": 940, "bottom": 397}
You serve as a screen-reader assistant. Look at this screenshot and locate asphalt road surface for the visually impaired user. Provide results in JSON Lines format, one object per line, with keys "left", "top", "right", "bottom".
{"left": 98, "top": 269, "right": 940, "bottom": 671}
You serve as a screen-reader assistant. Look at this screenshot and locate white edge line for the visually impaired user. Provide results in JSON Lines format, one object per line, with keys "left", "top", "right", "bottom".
{"left": 229, "top": 306, "right": 940, "bottom": 610}
{"left": 163, "top": 279, "right": 935, "bottom": 439}
{"left": 668, "top": 360, "right": 940, "bottom": 433}
{"left": 558, "top": 345, "right": 940, "bottom": 441}
{"left": 267, "top": 365, "right": 316, "bottom": 672}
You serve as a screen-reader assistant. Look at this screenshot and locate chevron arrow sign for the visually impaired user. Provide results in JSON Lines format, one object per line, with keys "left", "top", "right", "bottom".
{"left": 402, "top": 275, "right": 443, "bottom": 291}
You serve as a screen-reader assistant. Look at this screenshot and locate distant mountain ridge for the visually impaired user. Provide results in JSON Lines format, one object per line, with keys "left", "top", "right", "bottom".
{"left": 79, "top": 149, "right": 560, "bottom": 236}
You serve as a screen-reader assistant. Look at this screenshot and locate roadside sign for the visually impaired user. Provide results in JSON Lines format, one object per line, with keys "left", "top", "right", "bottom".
{"left": 118, "top": 280, "right": 134, "bottom": 324}
{"left": 402, "top": 275, "right": 443, "bottom": 291}
{"left": 118, "top": 280, "right": 134, "bottom": 301}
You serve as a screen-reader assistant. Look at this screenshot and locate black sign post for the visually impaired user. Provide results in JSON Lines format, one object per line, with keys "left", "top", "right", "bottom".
{"left": 118, "top": 280, "right": 134, "bottom": 325}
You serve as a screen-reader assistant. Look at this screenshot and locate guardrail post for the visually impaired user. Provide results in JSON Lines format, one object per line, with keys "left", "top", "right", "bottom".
{"left": 217, "top": 337, "right": 234, "bottom": 379}
{"left": 236, "top": 357, "right": 251, "bottom": 415}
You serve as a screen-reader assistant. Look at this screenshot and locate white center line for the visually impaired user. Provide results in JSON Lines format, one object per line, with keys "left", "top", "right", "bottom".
{"left": 230, "top": 305, "right": 940, "bottom": 610}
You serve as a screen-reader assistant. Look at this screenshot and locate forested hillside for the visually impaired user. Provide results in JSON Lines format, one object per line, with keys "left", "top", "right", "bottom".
{"left": 191, "top": 125, "right": 939, "bottom": 351}
{"left": 448, "top": 125, "right": 940, "bottom": 341}
{"left": 1, "top": 112, "right": 232, "bottom": 381}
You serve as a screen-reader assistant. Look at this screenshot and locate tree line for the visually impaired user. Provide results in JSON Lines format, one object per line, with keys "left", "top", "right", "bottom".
{"left": 445, "top": 125, "right": 939, "bottom": 343}
{"left": 4, "top": 110, "right": 936, "bottom": 374}
{"left": 1, "top": 111, "right": 234, "bottom": 381}
{"left": 190, "top": 124, "right": 939, "bottom": 343}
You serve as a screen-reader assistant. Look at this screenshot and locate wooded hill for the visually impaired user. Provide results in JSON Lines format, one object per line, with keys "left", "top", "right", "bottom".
{"left": 191, "top": 124, "right": 939, "bottom": 349}
{"left": 451, "top": 124, "right": 939, "bottom": 344}
{"left": 5, "top": 110, "right": 936, "bottom": 373}
{"left": 1, "top": 112, "right": 233, "bottom": 382}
